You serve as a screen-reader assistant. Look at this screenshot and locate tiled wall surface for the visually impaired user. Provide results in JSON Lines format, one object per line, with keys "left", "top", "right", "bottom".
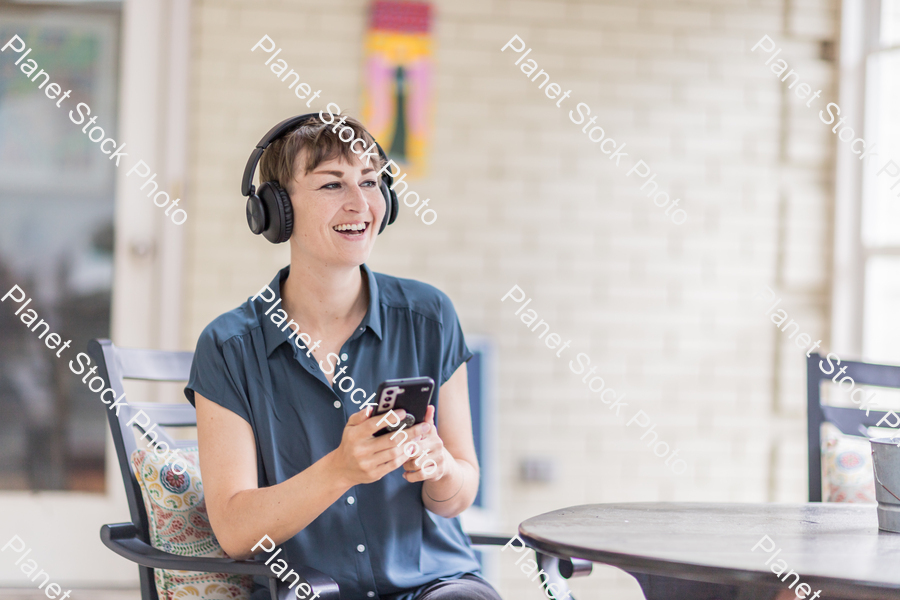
{"left": 184, "top": 0, "right": 837, "bottom": 597}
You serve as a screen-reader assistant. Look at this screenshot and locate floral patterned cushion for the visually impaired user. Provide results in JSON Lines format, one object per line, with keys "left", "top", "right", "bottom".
{"left": 821, "top": 422, "right": 877, "bottom": 503}
{"left": 131, "top": 447, "right": 253, "bottom": 600}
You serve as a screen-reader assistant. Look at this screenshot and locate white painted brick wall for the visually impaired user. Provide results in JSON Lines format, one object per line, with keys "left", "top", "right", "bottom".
{"left": 182, "top": 0, "right": 838, "bottom": 598}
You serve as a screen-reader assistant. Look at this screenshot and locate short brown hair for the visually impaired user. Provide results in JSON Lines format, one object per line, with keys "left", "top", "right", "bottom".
{"left": 259, "top": 114, "right": 386, "bottom": 192}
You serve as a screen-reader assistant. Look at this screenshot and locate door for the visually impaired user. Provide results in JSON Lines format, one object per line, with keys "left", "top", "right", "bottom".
{"left": 0, "top": 0, "right": 188, "bottom": 587}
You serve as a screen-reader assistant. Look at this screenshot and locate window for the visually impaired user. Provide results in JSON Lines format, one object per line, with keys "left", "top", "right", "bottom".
{"left": 860, "top": 1, "right": 900, "bottom": 363}
{"left": 0, "top": 4, "right": 120, "bottom": 491}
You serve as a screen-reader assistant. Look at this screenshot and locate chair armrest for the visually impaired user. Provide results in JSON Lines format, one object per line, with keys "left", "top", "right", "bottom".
{"left": 102, "top": 523, "right": 272, "bottom": 575}
{"left": 101, "top": 523, "right": 340, "bottom": 599}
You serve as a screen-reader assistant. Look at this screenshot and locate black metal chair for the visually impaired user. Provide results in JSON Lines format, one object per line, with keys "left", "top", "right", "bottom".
{"left": 806, "top": 352, "right": 900, "bottom": 502}
{"left": 90, "top": 338, "right": 589, "bottom": 600}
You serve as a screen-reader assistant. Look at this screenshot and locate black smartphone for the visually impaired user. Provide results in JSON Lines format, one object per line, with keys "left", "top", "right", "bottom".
{"left": 371, "top": 376, "right": 435, "bottom": 436}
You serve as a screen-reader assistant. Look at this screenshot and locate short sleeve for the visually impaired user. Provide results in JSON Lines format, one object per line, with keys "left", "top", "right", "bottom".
{"left": 438, "top": 292, "right": 474, "bottom": 384}
{"left": 184, "top": 325, "right": 252, "bottom": 425}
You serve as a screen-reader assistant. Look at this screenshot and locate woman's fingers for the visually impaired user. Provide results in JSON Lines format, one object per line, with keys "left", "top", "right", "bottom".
{"left": 368, "top": 445, "right": 410, "bottom": 475}
{"left": 372, "top": 420, "right": 429, "bottom": 449}
{"left": 338, "top": 407, "right": 440, "bottom": 484}
{"left": 346, "top": 405, "right": 374, "bottom": 426}
{"left": 403, "top": 462, "right": 425, "bottom": 480}
{"left": 364, "top": 408, "right": 407, "bottom": 435}
{"left": 402, "top": 455, "right": 439, "bottom": 482}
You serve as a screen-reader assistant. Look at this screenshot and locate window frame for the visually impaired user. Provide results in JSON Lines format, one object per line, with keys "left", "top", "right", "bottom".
{"left": 831, "top": 0, "right": 889, "bottom": 360}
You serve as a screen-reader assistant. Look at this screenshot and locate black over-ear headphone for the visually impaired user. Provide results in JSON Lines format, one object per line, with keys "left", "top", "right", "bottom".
{"left": 241, "top": 113, "right": 399, "bottom": 243}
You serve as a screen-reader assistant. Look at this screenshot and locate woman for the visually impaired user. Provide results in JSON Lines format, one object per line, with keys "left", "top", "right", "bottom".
{"left": 184, "top": 114, "right": 501, "bottom": 600}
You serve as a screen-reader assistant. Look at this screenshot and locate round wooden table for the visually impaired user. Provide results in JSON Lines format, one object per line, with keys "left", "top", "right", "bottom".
{"left": 519, "top": 503, "right": 900, "bottom": 600}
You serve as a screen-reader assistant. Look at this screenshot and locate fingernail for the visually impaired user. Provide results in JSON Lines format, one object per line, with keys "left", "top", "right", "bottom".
{"left": 422, "top": 423, "right": 430, "bottom": 433}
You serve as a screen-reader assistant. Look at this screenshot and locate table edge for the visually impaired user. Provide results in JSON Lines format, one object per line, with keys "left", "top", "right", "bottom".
{"left": 517, "top": 503, "right": 900, "bottom": 598}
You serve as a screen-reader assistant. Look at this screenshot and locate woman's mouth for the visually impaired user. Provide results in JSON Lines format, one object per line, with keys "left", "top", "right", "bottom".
{"left": 333, "top": 222, "right": 369, "bottom": 237}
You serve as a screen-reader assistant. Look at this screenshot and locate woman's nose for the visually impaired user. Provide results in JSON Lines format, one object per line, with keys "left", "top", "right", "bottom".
{"left": 345, "top": 184, "right": 370, "bottom": 211}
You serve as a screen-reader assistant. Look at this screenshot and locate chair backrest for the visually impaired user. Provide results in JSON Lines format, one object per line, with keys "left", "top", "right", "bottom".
{"left": 806, "top": 352, "right": 900, "bottom": 501}
{"left": 88, "top": 338, "right": 197, "bottom": 600}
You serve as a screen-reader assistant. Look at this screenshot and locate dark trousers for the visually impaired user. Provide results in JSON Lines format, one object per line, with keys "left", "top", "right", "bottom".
{"left": 251, "top": 573, "right": 504, "bottom": 600}
{"left": 387, "top": 573, "right": 503, "bottom": 600}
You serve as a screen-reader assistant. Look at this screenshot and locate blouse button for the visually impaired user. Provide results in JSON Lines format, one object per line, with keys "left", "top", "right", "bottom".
{"left": 347, "top": 496, "right": 355, "bottom": 505}
{"left": 341, "top": 353, "right": 349, "bottom": 361}
{"left": 367, "top": 593, "right": 375, "bottom": 598}
{"left": 333, "top": 400, "right": 342, "bottom": 409}
{"left": 357, "top": 544, "right": 366, "bottom": 553}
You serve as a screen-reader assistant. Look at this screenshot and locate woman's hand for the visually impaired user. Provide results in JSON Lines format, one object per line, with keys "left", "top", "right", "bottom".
{"left": 401, "top": 405, "right": 453, "bottom": 483}
{"left": 329, "top": 407, "right": 432, "bottom": 487}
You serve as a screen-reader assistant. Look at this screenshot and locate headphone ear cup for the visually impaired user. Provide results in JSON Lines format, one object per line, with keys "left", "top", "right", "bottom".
{"left": 246, "top": 195, "right": 267, "bottom": 235}
{"left": 388, "top": 183, "right": 399, "bottom": 226}
{"left": 274, "top": 184, "right": 293, "bottom": 243}
{"left": 257, "top": 182, "right": 294, "bottom": 244}
{"left": 378, "top": 180, "right": 398, "bottom": 235}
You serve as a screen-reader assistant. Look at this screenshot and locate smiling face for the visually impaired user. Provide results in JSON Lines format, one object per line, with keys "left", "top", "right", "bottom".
{"left": 257, "top": 114, "right": 388, "bottom": 270}
{"left": 286, "top": 150, "right": 386, "bottom": 268}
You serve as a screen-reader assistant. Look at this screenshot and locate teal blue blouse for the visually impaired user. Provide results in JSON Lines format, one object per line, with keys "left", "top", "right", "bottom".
{"left": 184, "top": 264, "right": 480, "bottom": 599}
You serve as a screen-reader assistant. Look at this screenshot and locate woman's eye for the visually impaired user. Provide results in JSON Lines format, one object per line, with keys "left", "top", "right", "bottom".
{"left": 361, "top": 180, "right": 377, "bottom": 188}
{"left": 322, "top": 182, "right": 341, "bottom": 190}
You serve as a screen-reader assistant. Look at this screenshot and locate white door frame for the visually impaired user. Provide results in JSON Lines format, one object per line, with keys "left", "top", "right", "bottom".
{"left": 0, "top": 0, "right": 190, "bottom": 587}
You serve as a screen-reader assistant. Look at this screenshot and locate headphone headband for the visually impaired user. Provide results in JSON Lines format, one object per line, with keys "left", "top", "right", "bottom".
{"left": 241, "top": 113, "right": 318, "bottom": 197}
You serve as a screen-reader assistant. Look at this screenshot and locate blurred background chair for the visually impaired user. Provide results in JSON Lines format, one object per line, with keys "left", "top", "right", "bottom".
{"left": 89, "top": 338, "right": 589, "bottom": 600}
{"left": 806, "top": 352, "right": 900, "bottom": 502}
